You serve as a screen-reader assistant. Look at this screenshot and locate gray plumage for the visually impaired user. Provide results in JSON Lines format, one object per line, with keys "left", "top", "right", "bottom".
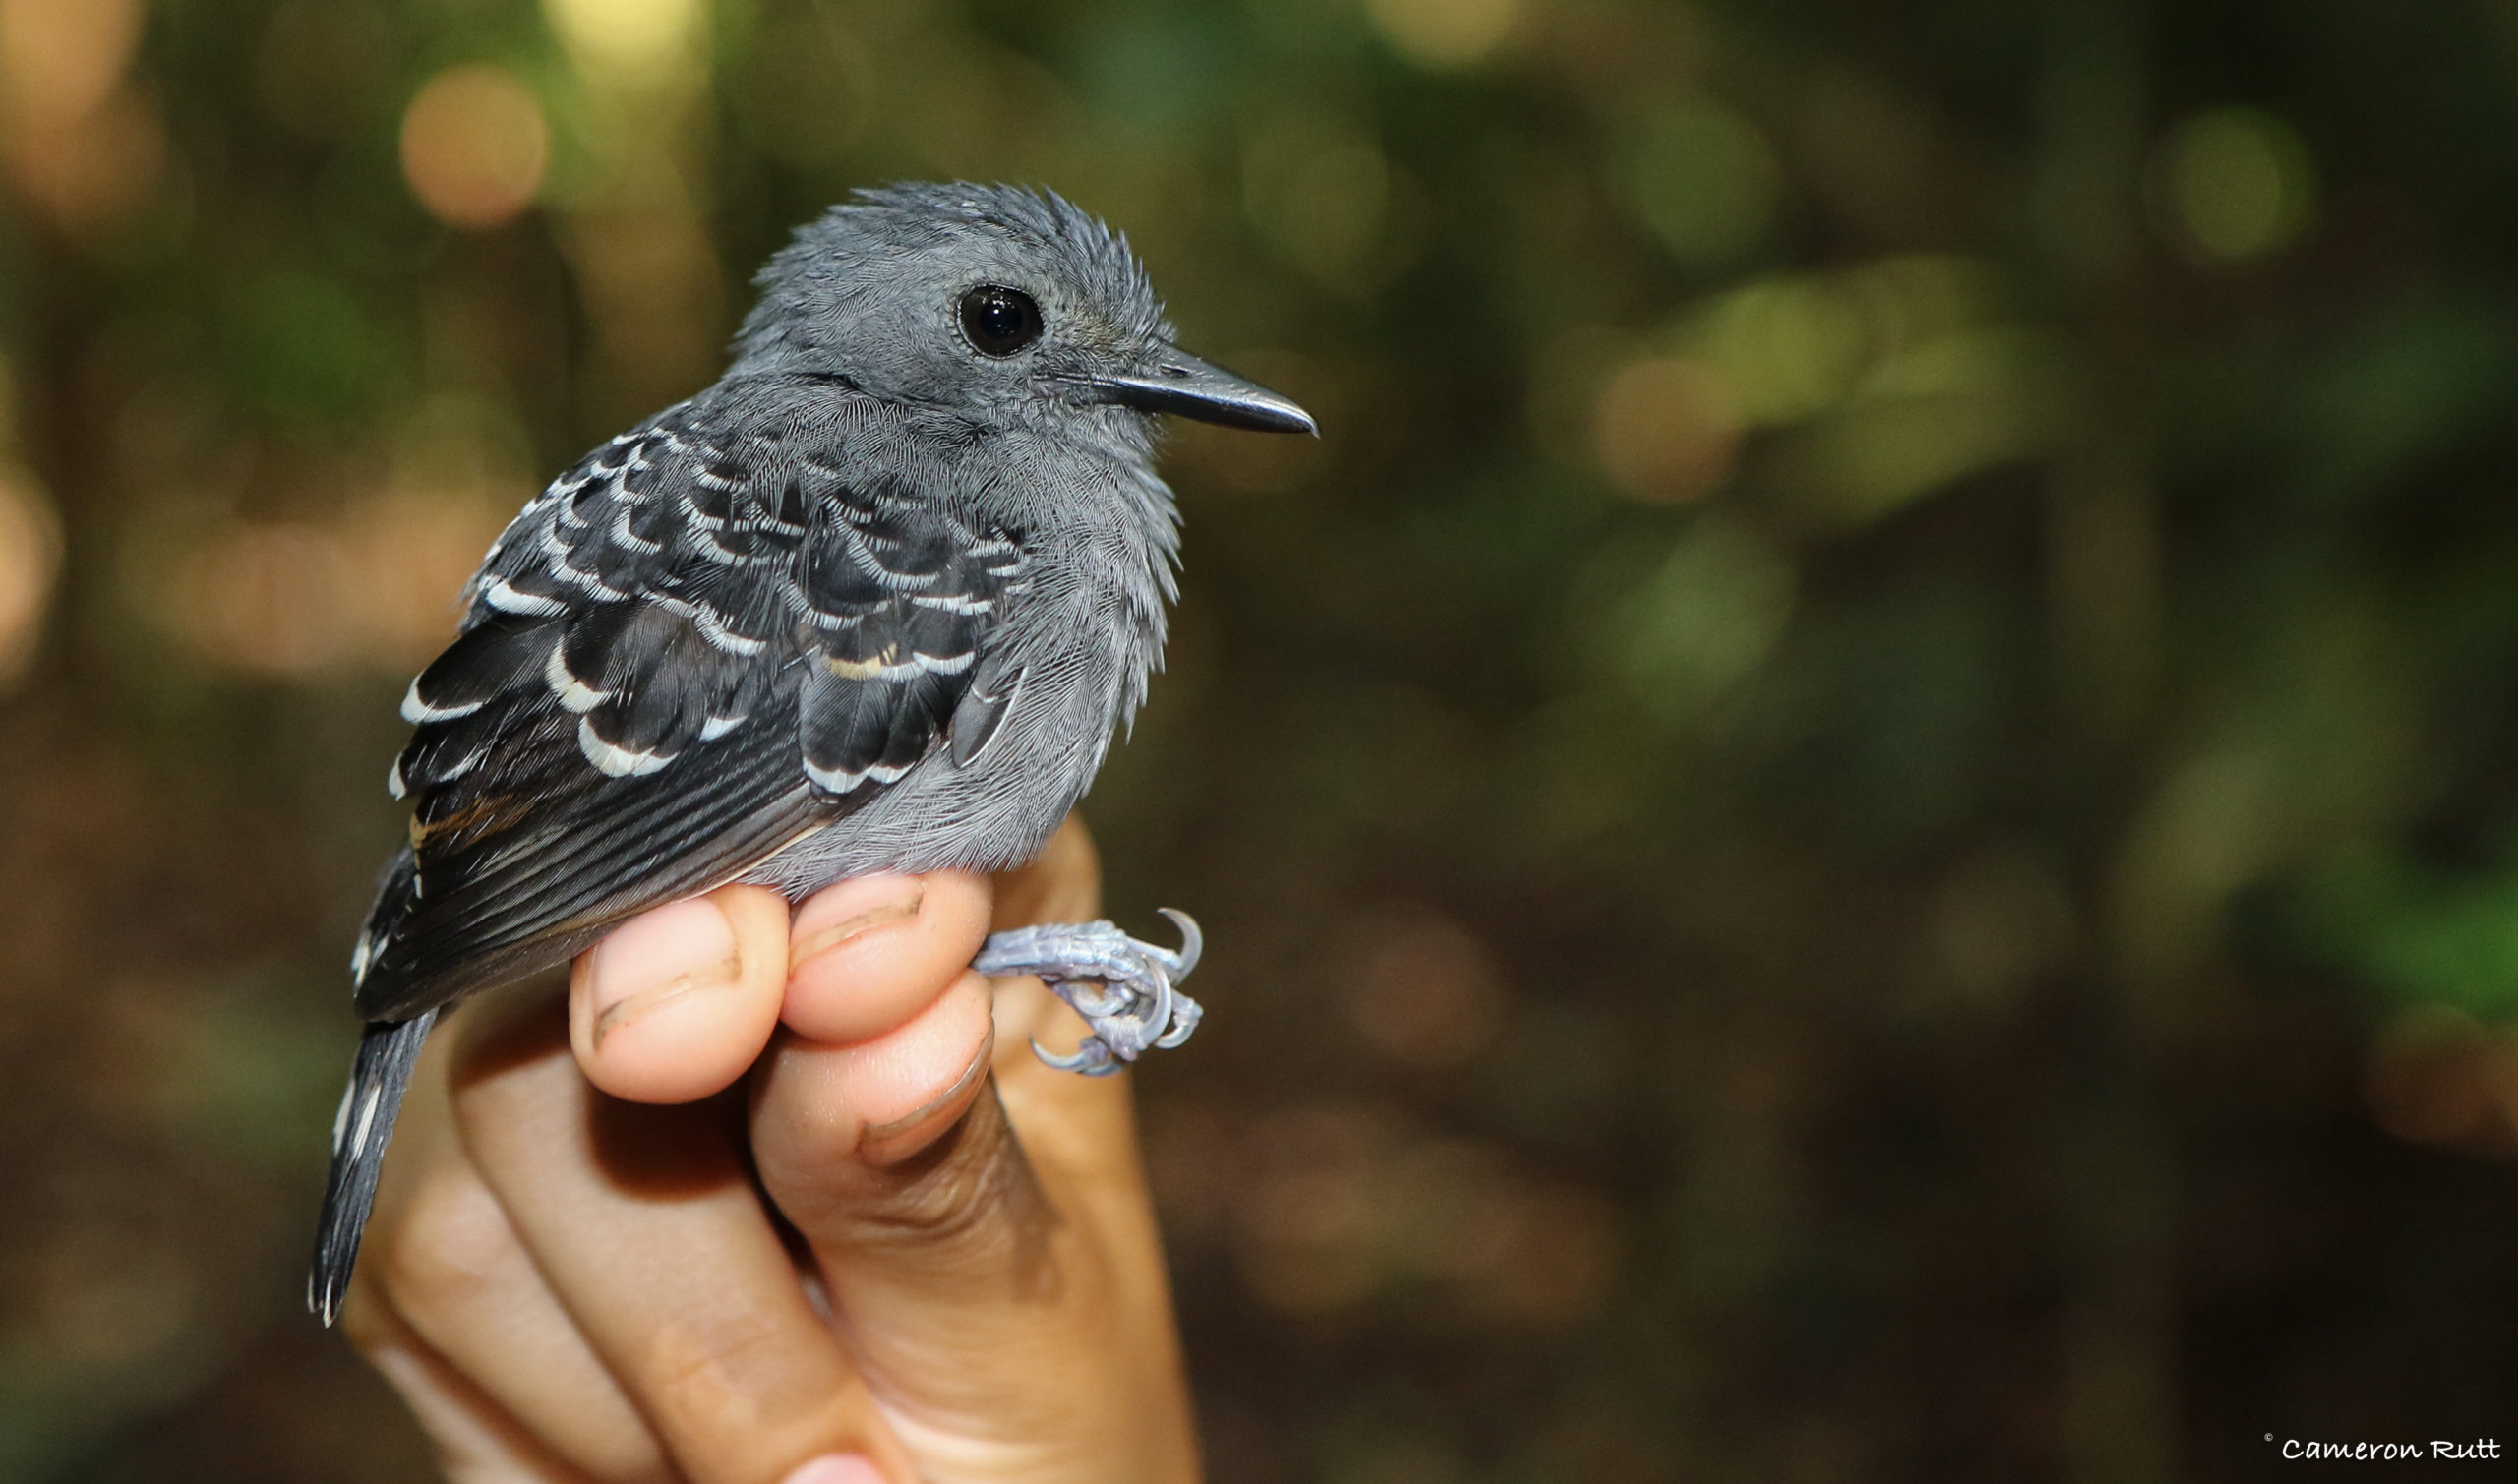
{"left": 310, "top": 182, "right": 1311, "bottom": 1325}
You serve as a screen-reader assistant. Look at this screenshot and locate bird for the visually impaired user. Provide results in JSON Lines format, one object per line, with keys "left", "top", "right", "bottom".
{"left": 309, "top": 182, "right": 1313, "bottom": 1325}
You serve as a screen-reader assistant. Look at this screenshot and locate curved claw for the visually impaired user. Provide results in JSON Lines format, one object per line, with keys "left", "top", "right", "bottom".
{"left": 1139, "top": 963, "right": 1175, "bottom": 1056}
{"left": 987, "top": 914, "right": 1210, "bottom": 1077}
{"left": 1030, "top": 1036, "right": 1111, "bottom": 1074}
{"left": 1063, "top": 982, "right": 1127, "bottom": 1020}
{"left": 1154, "top": 995, "right": 1202, "bottom": 1049}
{"left": 1158, "top": 908, "right": 1204, "bottom": 979}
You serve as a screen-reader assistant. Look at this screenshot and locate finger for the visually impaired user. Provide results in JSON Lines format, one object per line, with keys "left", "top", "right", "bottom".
{"left": 755, "top": 969, "right": 1000, "bottom": 1181}
{"left": 781, "top": 870, "right": 993, "bottom": 1044}
{"left": 451, "top": 984, "right": 919, "bottom": 1484}
{"left": 346, "top": 1005, "right": 671, "bottom": 1482}
{"left": 749, "top": 867, "right": 1000, "bottom": 1166}
{"left": 750, "top": 816, "right": 1200, "bottom": 1481}
{"left": 355, "top": 1300, "right": 615, "bottom": 1484}
{"left": 749, "top": 821, "right": 1093, "bottom": 1191}
{"left": 570, "top": 884, "right": 792, "bottom": 1104}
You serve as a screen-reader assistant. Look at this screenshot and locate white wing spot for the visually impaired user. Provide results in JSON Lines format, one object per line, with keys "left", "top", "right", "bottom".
{"left": 697, "top": 522, "right": 788, "bottom": 566}
{"left": 804, "top": 757, "right": 869, "bottom": 794}
{"left": 401, "top": 678, "right": 486, "bottom": 725}
{"left": 538, "top": 521, "right": 629, "bottom": 599}
{"left": 804, "top": 756, "right": 913, "bottom": 795}
{"left": 545, "top": 642, "right": 614, "bottom": 714}
{"left": 550, "top": 475, "right": 595, "bottom": 527}
{"left": 611, "top": 503, "right": 663, "bottom": 554}
{"left": 483, "top": 575, "right": 568, "bottom": 617}
{"left": 694, "top": 605, "right": 768, "bottom": 656}
{"left": 577, "top": 716, "right": 675, "bottom": 777}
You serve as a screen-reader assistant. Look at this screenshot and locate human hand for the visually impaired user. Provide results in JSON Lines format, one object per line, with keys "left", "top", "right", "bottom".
{"left": 339, "top": 817, "right": 1200, "bottom": 1484}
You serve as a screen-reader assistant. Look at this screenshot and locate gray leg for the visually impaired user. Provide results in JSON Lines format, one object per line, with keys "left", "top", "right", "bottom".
{"left": 973, "top": 908, "right": 1205, "bottom": 1076}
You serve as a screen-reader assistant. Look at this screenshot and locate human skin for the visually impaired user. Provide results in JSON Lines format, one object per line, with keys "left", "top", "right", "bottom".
{"left": 340, "top": 816, "right": 1202, "bottom": 1484}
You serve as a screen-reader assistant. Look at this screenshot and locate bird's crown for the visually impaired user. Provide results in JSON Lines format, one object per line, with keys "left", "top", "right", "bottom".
{"left": 731, "top": 183, "right": 1163, "bottom": 387}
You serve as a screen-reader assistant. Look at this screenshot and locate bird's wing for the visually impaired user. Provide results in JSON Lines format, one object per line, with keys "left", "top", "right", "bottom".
{"left": 351, "top": 396, "right": 1025, "bottom": 1022}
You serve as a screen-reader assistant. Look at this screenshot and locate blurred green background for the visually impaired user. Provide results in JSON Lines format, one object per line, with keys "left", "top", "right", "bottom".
{"left": 3, "top": 0, "right": 2516, "bottom": 1478}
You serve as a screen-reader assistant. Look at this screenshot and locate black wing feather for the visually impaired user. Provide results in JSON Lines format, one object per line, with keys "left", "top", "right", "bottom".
{"left": 352, "top": 393, "right": 1021, "bottom": 1022}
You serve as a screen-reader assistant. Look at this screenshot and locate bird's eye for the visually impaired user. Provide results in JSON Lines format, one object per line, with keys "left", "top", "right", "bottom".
{"left": 959, "top": 285, "right": 1044, "bottom": 357}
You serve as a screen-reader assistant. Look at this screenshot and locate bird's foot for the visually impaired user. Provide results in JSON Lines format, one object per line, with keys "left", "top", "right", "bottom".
{"left": 972, "top": 909, "right": 1205, "bottom": 1076}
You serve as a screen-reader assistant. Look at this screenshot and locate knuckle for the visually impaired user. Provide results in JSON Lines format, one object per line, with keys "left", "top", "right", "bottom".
{"left": 638, "top": 1310, "right": 849, "bottom": 1452}
{"left": 335, "top": 1278, "right": 393, "bottom": 1354}
{"left": 372, "top": 1166, "right": 523, "bottom": 1322}
{"left": 835, "top": 1101, "right": 1050, "bottom": 1270}
{"left": 645, "top": 1308, "right": 785, "bottom": 1401}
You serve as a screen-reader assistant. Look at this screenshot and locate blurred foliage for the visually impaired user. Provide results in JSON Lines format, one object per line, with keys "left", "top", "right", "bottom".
{"left": 6, "top": 0, "right": 2518, "bottom": 1479}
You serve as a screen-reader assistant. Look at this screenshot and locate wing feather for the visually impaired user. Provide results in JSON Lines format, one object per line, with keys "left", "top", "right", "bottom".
{"left": 353, "top": 391, "right": 1022, "bottom": 1022}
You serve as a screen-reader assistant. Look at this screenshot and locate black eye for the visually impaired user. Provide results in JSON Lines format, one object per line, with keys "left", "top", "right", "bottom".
{"left": 959, "top": 285, "right": 1044, "bottom": 356}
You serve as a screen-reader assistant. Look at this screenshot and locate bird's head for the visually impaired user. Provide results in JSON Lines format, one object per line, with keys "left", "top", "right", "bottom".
{"left": 731, "top": 182, "right": 1314, "bottom": 441}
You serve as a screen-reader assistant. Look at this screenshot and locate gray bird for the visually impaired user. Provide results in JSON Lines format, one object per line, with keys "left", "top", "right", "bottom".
{"left": 310, "top": 182, "right": 1312, "bottom": 1325}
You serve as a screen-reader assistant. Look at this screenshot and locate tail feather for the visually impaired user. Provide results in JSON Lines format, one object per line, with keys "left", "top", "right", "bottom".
{"left": 308, "top": 1009, "right": 442, "bottom": 1327}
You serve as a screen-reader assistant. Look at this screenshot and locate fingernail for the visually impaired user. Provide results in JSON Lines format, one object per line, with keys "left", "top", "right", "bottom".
{"left": 782, "top": 1456, "right": 885, "bottom": 1484}
{"left": 788, "top": 882, "right": 926, "bottom": 971}
{"left": 586, "top": 898, "right": 744, "bottom": 1048}
{"left": 858, "top": 1023, "right": 995, "bottom": 1167}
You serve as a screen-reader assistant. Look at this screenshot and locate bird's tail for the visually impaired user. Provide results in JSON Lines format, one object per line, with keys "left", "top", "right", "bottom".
{"left": 308, "top": 1008, "right": 442, "bottom": 1327}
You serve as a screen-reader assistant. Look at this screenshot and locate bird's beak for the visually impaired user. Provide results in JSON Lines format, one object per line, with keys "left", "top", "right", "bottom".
{"left": 1079, "top": 347, "right": 1318, "bottom": 435}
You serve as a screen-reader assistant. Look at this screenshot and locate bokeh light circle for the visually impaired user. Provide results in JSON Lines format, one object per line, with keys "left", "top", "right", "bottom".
{"left": 399, "top": 63, "right": 547, "bottom": 230}
{"left": 2152, "top": 106, "right": 2318, "bottom": 264}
